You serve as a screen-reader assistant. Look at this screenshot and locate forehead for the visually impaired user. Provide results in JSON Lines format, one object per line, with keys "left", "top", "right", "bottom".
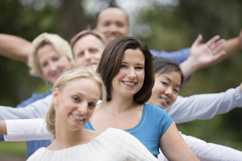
{"left": 37, "top": 44, "right": 58, "bottom": 57}
{"left": 123, "top": 49, "right": 144, "bottom": 62}
{"left": 73, "top": 35, "right": 104, "bottom": 50}
{"left": 63, "top": 78, "right": 101, "bottom": 97}
{"left": 98, "top": 8, "right": 128, "bottom": 23}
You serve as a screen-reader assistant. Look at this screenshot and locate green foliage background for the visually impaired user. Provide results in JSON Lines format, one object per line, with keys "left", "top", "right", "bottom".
{"left": 0, "top": 0, "right": 241, "bottom": 156}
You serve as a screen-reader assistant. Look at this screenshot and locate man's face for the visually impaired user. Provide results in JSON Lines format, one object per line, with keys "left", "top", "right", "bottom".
{"left": 72, "top": 34, "right": 105, "bottom": 71}
{"left": 96, "top": 8, "right": 129, "bottom": 43}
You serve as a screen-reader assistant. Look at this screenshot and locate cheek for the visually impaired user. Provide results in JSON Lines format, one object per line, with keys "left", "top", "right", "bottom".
{"left": 76, "top": 59, "right": 85, "bottom": 66}
{"left": 139, "top": 71, "right": 145, "bottom": 81}
{"left": 60, "top": 58, "right": 71, "bottom": 68}
{"left": 170, "top": 94, "right": 178, "bottom": 105}
{"left": 94, "top": 53, "right": 101, "bottom": 60}
{"left": 41, "top": 68, "right": 50, "bottom": 76}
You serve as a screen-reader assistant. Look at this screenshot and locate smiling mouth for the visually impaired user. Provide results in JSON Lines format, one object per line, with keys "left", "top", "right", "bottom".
{"left": 122, "top": 81, "right": 136, "bottom": 87}
{"left": 71, "top": 114, "right": 85, "bottom": 121}
{"left": 160, "top": 97, "right": 170, "bottom": 105}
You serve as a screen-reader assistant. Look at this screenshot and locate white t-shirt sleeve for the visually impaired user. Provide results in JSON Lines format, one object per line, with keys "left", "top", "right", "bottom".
{"left": 4, "top": 118, "right": 52, "bottom": 141}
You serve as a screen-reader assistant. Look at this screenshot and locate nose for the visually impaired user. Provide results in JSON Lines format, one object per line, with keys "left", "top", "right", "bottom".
{"left": 77, "top": 102, "right": 88, "bottom": 115}
{"left": 127, "top": 67, "right": 136, "bottom": 79}
{"left": 49, "top": 62, "right": 57, "bottom": 72}
{"left": 84, "top": 51, "right": 91, "bottom": 61}
{"left": 109, "top": 24, "right": 118, "bottom": 33}
{"left": 164, "top": 86, "right": 173, "bottom": 98}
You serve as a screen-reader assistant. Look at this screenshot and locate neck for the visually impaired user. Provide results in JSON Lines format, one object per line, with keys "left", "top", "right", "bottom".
{"left": 105, "top": 93, "right": 136, "bottom": 113}
{"left": 49, "top": 119, "right": 88, "bottom": 150}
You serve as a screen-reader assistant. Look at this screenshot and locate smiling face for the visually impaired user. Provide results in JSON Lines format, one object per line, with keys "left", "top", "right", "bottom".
{"left": 53, "top": 78, "right": 100, "bottom": 131}
{"left": 73, "top": 35, "right": 105, "bottom": 71}
{"left": 111, "top": 49, "right": 145, "bottom": 98}
{"left": 147, "top": 71, "right": 181, "bottom": 109}
{"left": 96, "top": 8, "right": 129, "bottom": 43}
{"left": 37, "top": 44, "right": 71, "bottom": 84}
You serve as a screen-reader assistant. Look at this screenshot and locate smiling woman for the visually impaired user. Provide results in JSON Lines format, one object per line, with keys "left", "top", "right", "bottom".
{"left": 87, "top": 36, "right": 199, "bottom": 160}
{"left": 27, "top": 67, "right": 157, "bottom": 161}
{"left": 28, "top": 33, "right": 74, "bottom": 84}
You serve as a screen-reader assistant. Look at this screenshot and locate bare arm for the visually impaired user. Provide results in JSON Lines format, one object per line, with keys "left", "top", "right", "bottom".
{"left": 0, "top": 121, "right": 7, "bottom": 135}
{"left": 223, "top": 29, "right": 242, "bottom": 59}
{"left": 160, "top": 122, "right": 199, "bottom": 161}
{"left": 0, "top": 34, "right": 32, "bottom": 63}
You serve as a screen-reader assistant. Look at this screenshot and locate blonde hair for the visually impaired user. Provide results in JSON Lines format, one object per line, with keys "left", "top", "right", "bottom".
{"left": 46, "top": 67, "right": 106, "bottom": 138}
{"left": 70, "top": 29, "right": 107, "bottom": 49}
{"left": 28, "top": 33, "right": 75, "bottom": 79}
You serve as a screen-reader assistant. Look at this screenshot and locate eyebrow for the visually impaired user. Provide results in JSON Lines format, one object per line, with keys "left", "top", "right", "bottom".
{"left": 75, "top": 91, "right": 100, "bottom": 102}
{"left": 122, "top": 61, "right": 144, "bottom": 66}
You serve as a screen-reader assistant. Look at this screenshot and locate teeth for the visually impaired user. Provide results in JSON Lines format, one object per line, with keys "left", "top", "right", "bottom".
{"left": 161, "top": 98, "right": 169, "bottom": 104}
{"left": 123, "top": 81, "right": 136, "bottom": 86}
{"left": 72, "top": 114, "right": 85, "bottom": 121}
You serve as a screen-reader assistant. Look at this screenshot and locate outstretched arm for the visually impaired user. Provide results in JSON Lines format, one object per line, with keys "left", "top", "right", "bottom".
{"left": 0, "top": 95, "right": 52, "bottom": 120}
{"left": 180, "top": 29, "right": 242, "bottom": 80}
{"left": 223, "top": 29, "right": 242, "bottom": 59}
{"left": 166, "top": 84, "right": 242, "bottom": 124}
{"left": 180, "top": 34, "right": 226, "bottom": 80}
{"left": 2, "top": 118, "right": 51, "bottom": 141}
{"left": 0, "top": 34, "right": 32, "bottom": 63}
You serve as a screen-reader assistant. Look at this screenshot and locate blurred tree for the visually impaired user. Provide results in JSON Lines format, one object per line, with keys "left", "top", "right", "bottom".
{"left": 61, "top": 0, "right": 95, "bottom": 40}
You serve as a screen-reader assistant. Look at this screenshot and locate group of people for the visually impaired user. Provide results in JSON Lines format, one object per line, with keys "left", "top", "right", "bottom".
{"left": 0, "top": 6, "right": 242, "bottom": 161}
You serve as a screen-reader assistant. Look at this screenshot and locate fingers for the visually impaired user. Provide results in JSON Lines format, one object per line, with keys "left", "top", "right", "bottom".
{"left": 211, "top": 39, "right": 226, "bottom": 54}
{"left": 211, "top": 50, "right": 226, "bottom": 62}
{"left": 192, "top": 34, "right": 203, "bottom": 47}
{"left": 206, "top": 35, "right": 220, "bottom": 48}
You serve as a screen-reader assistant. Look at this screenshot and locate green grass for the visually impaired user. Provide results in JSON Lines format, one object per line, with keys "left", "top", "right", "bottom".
{"left": 0, "top": 142, "right": 26, "bottom": 156}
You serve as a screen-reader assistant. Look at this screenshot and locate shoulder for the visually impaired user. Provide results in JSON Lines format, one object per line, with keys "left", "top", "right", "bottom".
{"left": 27, "top": 148, "right": 47, "bottom": 161}
{"left": 145, "top": 103, "right": 167, "bottom": 115}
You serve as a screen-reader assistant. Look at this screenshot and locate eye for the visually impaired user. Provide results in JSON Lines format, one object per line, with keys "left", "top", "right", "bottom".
{"left": 103, "top": 21, "right": 110, "bottom": 27}
{"left": 116, "top": 22, "right": 124, "bottom": 27}
{"left": 88, "top": 102, "right": 96, "bottom": 109}
{"left": 77, "top": 52, "right": 84, "bottom": 58}
{"left": 161, "top": 81, "right": 168, "bottom": 86}
{"left": 135, "top": 66, "right": 144, "bottom": 70}
{"left": 41, "top": 62, "right": 48, "bottom": 67}
{"left": 89, "top": 48, "right": 98, "bottom": 54}
{"left": 120, "top": 64, "right": 127, "bottom": 68}
{"left": 72, "top": 96, "right": 81, "bottom": 103}
{"left": 174, "top": 88, "right": 179, "bottom": 94}
{"left": 52, "top": 56, "right": 60, "bottom": 62}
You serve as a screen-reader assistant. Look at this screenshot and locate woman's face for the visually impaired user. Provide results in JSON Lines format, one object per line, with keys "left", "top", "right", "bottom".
{"left": 147, "top": 71, "right": 181, "bottom": 109}
{"left": 53, "top": 78, "right": 100, "bottom": 131}
{"left": 37, "top": 44, "right": 71, "bottom": 84}
{"left": 111, "top": 49, "right": 145, "bottom": 98}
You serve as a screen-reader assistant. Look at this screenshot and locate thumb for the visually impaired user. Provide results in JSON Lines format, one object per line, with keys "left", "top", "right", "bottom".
{"left": 192, "top": 34, "right": 203, "bottom": 47}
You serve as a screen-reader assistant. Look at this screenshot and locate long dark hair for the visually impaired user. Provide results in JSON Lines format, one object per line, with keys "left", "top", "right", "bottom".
{"left": 97, "top": 37, "right": 154, "bottom": 104}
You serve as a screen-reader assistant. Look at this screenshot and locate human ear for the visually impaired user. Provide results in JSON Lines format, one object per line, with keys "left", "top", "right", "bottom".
{"left": 52, "top": 88, "right": 60, "bottom": 106}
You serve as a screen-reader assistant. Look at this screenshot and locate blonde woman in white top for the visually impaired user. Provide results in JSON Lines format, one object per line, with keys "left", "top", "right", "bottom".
{"left": 27, "top": 67, "right": 157, "bottom": 161}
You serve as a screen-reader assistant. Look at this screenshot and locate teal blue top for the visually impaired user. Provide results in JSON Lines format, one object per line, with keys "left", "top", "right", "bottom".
{"left": 84, "top": 104, "right": 173, "bottom": 157}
